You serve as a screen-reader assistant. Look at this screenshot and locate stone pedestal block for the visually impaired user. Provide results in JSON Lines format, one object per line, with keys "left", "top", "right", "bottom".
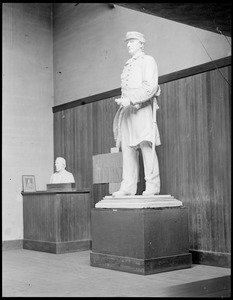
{"left": 90, "top": 207, "right": 192, "bottom": 275}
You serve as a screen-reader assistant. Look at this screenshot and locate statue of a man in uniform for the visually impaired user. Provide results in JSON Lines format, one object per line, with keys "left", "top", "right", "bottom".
{"left": 113, "top": 31, "right": 161, "bottom": 197}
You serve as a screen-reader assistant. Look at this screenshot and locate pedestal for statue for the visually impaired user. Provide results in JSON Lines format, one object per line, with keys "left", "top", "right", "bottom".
{"left": 90, "top": 195, "right": 192, "bottom": 275}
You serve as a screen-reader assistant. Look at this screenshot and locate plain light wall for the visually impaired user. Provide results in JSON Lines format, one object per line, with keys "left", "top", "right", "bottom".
{"left": 53, "top": 3, "right": 231, "bottom": 106}
{"left": 2, "top": 3, "right": 54, "bottom": 241}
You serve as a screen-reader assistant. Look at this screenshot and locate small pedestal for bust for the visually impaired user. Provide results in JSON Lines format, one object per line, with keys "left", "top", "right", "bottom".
{"left": 22, "top": 187, "right": 91, "bottom": 254}
{"left": 90, "top": 195, "right": 192, "bottom": 275}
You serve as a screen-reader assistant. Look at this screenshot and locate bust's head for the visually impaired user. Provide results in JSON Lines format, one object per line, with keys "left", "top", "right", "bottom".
{"left": 55, "top": 157, "right": 66, "bottom": 172}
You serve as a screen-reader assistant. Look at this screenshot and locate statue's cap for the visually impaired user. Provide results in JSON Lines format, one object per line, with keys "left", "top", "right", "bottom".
{"left": 124, "top": 31, "right": 145, "bottom": 43}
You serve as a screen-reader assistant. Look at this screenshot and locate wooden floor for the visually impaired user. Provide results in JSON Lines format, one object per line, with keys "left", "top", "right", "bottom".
{"left": 2, "top": 249, "right": 231, "bottom": 297}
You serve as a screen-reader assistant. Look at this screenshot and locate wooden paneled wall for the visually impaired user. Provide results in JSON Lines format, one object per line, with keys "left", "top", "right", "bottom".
{"left": 157, "top": 67, "right": 231, "bottom": 262}
{"left": 53, "top": 59, "right": 231, "bottom": 267}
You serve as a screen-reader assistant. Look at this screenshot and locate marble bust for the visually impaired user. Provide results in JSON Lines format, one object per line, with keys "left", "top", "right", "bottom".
{"left": 50, "top": 157, "right": 75, "bottom": 184}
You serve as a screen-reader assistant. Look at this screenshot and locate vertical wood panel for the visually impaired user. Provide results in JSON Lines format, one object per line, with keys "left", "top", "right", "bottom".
{"left": 73, "top": 104, "right": 93, "bottom": 189}
{"left": 92, "top": 183, "right": 110, "bottom": 206}
{"left": 92, "top": 96, "right": 118, "bottom": 155}
{"left": 64, "top": 109, "right": 75, "bottom": 176}
{"left": 208, "top": 67, "right": 231, "bottom": 253}
{"left": 57, "top": 193, "right": 91, "bottom": 242}
{"left": 23, "top": 194, "right": 57, "bottom": 242}
{"left": 53, "top": 65, "right": 231, "bottom": 261}
{"left": 53, "top": 111, "right": 65, "bottom": 165}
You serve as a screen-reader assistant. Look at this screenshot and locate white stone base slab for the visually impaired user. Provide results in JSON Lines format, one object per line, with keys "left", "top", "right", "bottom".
{"left": 95, "top": 195, "right": 183, "bottom": 208}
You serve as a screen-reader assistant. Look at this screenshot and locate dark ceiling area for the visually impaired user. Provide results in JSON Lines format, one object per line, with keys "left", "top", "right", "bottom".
{"left": 115, "top": 3, "right": 232, "bottom": 37}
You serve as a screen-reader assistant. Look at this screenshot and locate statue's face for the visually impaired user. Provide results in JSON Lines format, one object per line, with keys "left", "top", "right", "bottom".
{"left": 55, "top": 158, "right": 65, "bottom": 172}
{"left": 127, "top": 39, "right": 142, "bottom": 56}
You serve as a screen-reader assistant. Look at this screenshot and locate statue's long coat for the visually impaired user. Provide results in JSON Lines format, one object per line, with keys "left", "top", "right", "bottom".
{"left": 113, "top": 51, "right": 161, "bottom": 148}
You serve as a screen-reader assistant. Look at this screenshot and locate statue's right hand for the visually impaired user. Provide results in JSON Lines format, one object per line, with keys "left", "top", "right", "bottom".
{"left": 115, "top": 98, "right": 122, "bottom": 106}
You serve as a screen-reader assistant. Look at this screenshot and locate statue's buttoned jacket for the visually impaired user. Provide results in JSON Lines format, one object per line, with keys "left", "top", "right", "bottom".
{"left": 115, "top": 51, "right": 160, "bottom": 147}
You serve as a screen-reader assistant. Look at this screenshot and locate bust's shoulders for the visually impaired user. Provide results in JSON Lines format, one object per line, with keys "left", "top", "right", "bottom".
{"left": 63, "top": 169, "right": 71, "bottom": 174}
{"left": 63, "top": 169, "right": 74, "bottom": 177}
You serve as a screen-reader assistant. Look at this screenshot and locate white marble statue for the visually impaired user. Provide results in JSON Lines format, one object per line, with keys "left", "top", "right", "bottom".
{"left": 50, "top": 157, "right": 75, "bottom": 184}
{"left": 113, "top": 31, "right": 161, "bottom": 197}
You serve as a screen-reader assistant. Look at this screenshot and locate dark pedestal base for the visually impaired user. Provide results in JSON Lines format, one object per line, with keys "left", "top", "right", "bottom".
{"left": 90, "top": 252, "right": 191, "bottom": 275}
{"left": 90, "top": 207, "right": 192, "bottom": 275}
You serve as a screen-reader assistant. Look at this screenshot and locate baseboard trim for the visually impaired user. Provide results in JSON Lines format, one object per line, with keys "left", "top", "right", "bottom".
{"left": 190, "top": 249, "right": 231, "bottom": 268}
{"left": 23, "top": 239, "right": 91, "bottom": 254}
{"left": 2, "top": 239, "right": 23, "bottom": 251}
{"left": 2, "top": 240, "right": 230, "bottom": 269}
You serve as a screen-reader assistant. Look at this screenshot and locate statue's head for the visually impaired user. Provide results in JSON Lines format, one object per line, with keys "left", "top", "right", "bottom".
{"left": 124, "top": 31, "right": 145, "bottom": 56}
{"left": 55, "top": 157, "right": 66, "bottom": 172}
{"left": 124, "top": 31, "right": 145, "bottom": 44}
